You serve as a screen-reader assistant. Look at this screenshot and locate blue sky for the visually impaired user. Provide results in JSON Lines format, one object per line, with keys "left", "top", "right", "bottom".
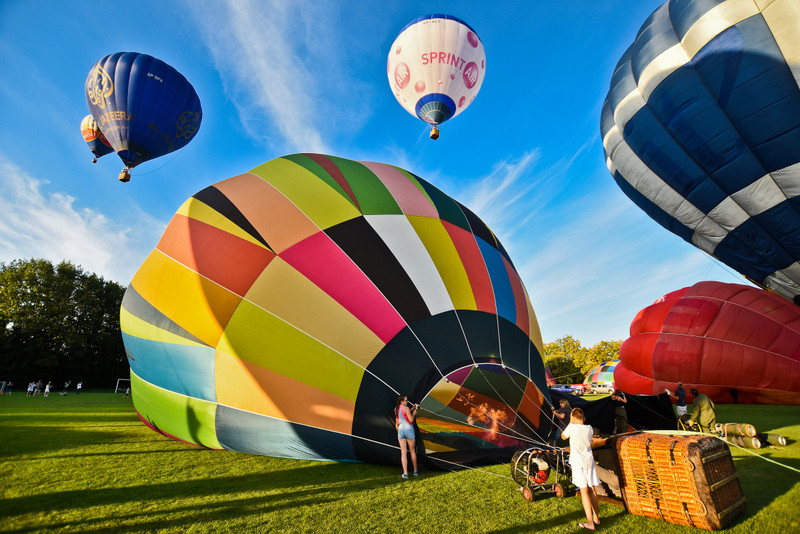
{"left": 0, "top": 0, "right": 748, "bottom": 346}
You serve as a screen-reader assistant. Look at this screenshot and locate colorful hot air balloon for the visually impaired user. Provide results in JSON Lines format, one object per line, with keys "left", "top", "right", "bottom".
{"left": 80, "top": 114, "right": 113, "bottom": 163}
{"left": 121, "top": 154, "right": 550, "bottom": 466}
{"left": 583, "top": 360, "right": 619, "bottom": 387}
{"left": 387, "top": 14, "right": 486, "bottom": 139}
{"left": 601, "top": 0, "right": 800, "bottom": 303}
{"left": 85, "top": 52, "right": 202, "bottom": 182}
{"left": 616, "top": 281, "right": 800, "bottom": 404}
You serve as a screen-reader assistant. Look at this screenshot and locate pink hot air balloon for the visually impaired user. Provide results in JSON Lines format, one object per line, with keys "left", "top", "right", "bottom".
{"left": 616, "top": 281, "right": 800, "bottom": 404}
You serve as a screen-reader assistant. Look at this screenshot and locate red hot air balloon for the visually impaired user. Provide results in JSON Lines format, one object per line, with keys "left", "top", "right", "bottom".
{"left": 616, "top": 281, "right": 800, "bottom": 404}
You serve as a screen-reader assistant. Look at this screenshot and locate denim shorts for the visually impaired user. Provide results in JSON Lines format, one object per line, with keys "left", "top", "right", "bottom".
{"left": 398, "top": 427, "right": 415, "bottom": 441}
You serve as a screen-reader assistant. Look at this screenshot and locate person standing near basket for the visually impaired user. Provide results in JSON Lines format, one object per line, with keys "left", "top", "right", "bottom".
{"left": 395, "top": 395, "right": 419, "bottom": 479}
{"left": 611, "top": 389, "right": 628, "bottom": 434}
{"left": 689, "top": 388, "right": 717, "bottom": 434}
{"left": 562, "top": 408, "right": 601, "bottom": 530}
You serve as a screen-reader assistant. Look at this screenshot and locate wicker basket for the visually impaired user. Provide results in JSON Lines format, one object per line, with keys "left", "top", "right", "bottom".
{"left": 616, "top": 432, "right": 745, "bottom": 530}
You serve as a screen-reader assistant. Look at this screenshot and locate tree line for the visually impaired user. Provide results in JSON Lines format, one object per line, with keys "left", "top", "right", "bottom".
{"left": 0, "top": 259, "right": 129, "bottom": 390}
{"left": 1, "top": 258, "right": 619, "bottom": 391}
{"left": 544, "top": 335, "right": 622, "bottom": 384}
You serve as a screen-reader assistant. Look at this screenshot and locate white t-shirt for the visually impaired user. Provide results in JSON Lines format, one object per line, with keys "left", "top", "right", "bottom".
{"left": 562, "top": 422, "right": 594, "bottom": 469}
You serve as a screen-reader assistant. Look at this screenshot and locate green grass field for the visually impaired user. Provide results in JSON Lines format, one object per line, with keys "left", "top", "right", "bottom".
{"left": 1, "top": 392, "right": 798, "bottom": 533}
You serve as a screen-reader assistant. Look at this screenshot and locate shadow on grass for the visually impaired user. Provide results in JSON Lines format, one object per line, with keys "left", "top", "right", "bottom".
{"left": 1, "top": 463, "right": 398, "bottom": 533}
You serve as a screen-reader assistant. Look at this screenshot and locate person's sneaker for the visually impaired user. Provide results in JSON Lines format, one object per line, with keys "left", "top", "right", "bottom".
{"left": 402, "top": 473, "right": 409, "bottom": 479}
{"left": 413, "top": 471, "right": 419, "bottom": 476}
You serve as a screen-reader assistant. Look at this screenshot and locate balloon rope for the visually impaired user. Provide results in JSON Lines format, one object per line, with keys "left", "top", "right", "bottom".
{"left": 128, "top": 147, "right": 185, "bottom": 177}
{"left": 446, "top": 310, "right": 548, "bottom": 441}
{"left": 722, "top": 434, "right": 800, "bottom": 474}
{"left": 414, "top": 397, "right": 554, "bottom": 449}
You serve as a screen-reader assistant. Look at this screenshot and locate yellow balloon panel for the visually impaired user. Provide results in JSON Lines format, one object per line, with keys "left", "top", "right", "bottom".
{"left": 130, "top": 250, "right": 243, "bottom": 347}
{"left": 245, "top": 257, "right": 385, "bottom": 368}
{"left": 215, "top": 350, "right": 356, "bottom": 434}
{"left": 407, "top": 215, "right": 476, "bottom": 310}
{"left": 217, "top": 298, "right": 364, "bottom": 402}
{"left": 248, "top": 158, "right": 362, "bottom": 231}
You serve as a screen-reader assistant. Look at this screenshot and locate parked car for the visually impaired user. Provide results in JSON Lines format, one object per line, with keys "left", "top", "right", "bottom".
{"left": 589, "top": 382, "right": 614, "bottom": 394}
{"left": 550, "top": 384, "right": 583, "bottom": 396}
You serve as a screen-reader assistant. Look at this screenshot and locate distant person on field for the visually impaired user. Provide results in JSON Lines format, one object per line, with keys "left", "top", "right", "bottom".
{"left": 562, "top": 408, "right": 601, "bottom": 530}
{"left": 124, "top": 387, "right": 131, "bottom": 398}
{"left": 33, "top": 380, "right": 43, "bottom": 396}
{"left": 76, "top": 381, "right": 82, "bottom": 395}
{"left": 27, "top": 382, "right": 34, "bottom": 396}
{"left": 44, "top": 381, "right": 51, "bottom": 396}
{"left": 689, "top": 388, "right": 716, "bottom": 434}
{"left": 610, "top": 389, "right": 628, "bottom": 434}
{"left": 5, "top": 381, "right": 12, "bottom": 395}
{"left": 395, "top": 395, "right": 419, "bottom": 479}
{"left": 550, "top": 398, "right": 571, "bottom": 445}
{"left": 62, "top": 380, "right": 71, "bottom": 395}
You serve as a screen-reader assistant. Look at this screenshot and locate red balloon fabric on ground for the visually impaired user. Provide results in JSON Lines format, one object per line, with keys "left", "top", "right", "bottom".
{"left": 616, "top": 281, "right": 800, "bottom": 404}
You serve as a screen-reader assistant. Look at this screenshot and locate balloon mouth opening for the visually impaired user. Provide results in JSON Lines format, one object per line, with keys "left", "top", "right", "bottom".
{"left": 415, "top": 363, "right": 544, "bottom": 463}
{"left": 416, "top": 93, "right": 456, "bottom": 125}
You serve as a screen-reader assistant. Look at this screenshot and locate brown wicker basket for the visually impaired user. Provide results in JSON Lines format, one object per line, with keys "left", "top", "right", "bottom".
{"left": 615, "top": 432, "right": 745, "bottom": 530}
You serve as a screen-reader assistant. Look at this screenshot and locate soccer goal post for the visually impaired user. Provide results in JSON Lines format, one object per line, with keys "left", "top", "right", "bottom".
{"left": 115, "top": 378, "right": 131, "bottom": 393}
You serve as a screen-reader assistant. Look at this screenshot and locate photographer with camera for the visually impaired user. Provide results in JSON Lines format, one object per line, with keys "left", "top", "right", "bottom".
{"left": 395, "top": 395, "right": 419, "bottom": 479}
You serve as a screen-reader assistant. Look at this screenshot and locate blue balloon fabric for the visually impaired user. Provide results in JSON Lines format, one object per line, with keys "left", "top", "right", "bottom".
{"left": 601, "top": 0, "right": 800, "bottom": 303}
{"left": 85, "top": 52, "right": 202, "bottom": 171}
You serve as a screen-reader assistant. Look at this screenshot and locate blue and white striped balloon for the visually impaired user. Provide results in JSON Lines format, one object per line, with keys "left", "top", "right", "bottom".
{"left": 601, "top": 0, "right": 800, "bottom": 303}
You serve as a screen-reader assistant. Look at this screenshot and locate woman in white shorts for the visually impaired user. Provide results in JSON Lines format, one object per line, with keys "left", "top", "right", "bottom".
{"left": 562, "top": 407, "right": 600, "bottom": 530}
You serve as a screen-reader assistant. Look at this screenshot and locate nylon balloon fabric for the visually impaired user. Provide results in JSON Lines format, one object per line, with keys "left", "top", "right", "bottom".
{"left": 583, "top": 360, "right": 619, "bottom": 385}
{"left": 616, "top": 281, "right": 800, "bottom": 404}
{"left": 387, "top": 14, "right": 485, "bottom": 130}
{"left": 120, "top": 154, "right": 550, "bottom": 466}
{"left": 85, "top": 52, "right": 202, "bottom": 172}
{"left": 601, "top": 0, "right": 800, "bottom": 303}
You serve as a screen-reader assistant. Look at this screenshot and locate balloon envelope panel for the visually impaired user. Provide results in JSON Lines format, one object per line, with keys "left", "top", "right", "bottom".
{"left": 387, "top": 14, "right": 486, "bottom": 127}
{"left": 583, "top": 360, "right": 619, "bottom": 385}
{"left": 616, "top": 281, "right": 800, "bottom": 404}
{"left": 122, "top": 154, "right": 549, "bottom": 464}
{"left": 601, "top": 0, "right": 800, "bottom": 302}
{"left": 85, "top": 52, "right": 202, "bottom": 169}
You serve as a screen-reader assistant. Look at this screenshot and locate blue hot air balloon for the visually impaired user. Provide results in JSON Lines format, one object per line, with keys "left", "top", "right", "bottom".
{"left": 601, "top": 0, "right": 800, "bottom": 303}
{"left": 85, "top": 52, "right": 202, "bottom": 182}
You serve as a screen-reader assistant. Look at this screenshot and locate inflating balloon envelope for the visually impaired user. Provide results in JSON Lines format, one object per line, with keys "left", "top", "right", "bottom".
{"left": 601, "top": 0, "right": 800, "bottom": 303}
{"left": 121, "top": 154, "right": 551, "bottom": 467}
{"left": 85, "top": 52, "right": 202, "bottom": 182}
{"left": 616, "top": 281, "right": 800, "bottom": 405}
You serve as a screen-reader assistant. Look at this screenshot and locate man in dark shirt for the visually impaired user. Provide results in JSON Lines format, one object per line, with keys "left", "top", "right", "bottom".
{"left": 667, "top": 382, "right": 687, "bottom": 417}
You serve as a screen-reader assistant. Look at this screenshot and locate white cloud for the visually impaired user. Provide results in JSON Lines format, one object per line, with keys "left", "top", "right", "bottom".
{"left": 0, "top": 153, "right": 162, "bottom": 285}
{"left": 186, "top": 0, "right": 369, "bottom": 155}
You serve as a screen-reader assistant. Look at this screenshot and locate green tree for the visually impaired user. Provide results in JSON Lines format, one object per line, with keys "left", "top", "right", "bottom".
{"left": 543, "top": 335, "right": 586, "bottom": 383}
{"left": 583, "top": 340, "right": 622, "bottom": 375}
{"left": 0, "top": 258, "right": 128, "bottom": 387}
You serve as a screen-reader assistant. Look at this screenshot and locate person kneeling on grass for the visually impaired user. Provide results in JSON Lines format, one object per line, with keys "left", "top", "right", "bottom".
{"left": 562, "top": 408, "right": 600, "bottom": 530}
